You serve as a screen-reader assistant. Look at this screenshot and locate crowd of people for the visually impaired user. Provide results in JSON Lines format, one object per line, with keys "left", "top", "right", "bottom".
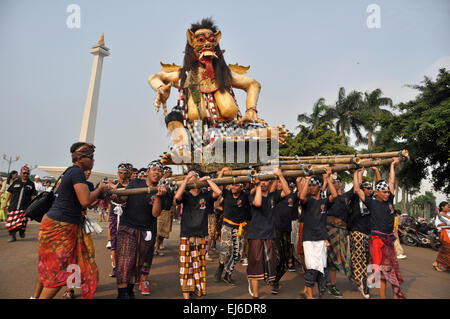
{"left": 1, "top": 142, "right": 449, "bottom": 299}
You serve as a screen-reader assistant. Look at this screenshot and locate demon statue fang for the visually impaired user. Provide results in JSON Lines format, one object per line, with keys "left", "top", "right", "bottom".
{"left": 148, "top": 18, "right": 288, "bottom": 164}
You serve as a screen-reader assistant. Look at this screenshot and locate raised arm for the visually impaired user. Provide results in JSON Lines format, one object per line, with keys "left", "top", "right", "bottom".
{"left": 389, "top": 158, "right": 402, "bottom": 195}
{"left": 174, "top": 171, "right": 195, "bottom": 203}
{"left": 251, "top": 178, "right": 262, "bottom": 207}
{"left": 324, "top": 167, "right": 337, "bottom": 203}
{"left": 300, "top": 176, "right": 311, "bottom": 204}
{"left": 274, "top": 168, "right": 291, "bottom": 198}
{"left": 353, "top": 168, "right": 365, "bottom": 202}
{"left": 204, "top": 177, "right": 222, "bottom": 199}
{"left": 369, "top": 167, "right": 382, "bottom": 183}
{"left": 296, "top": 177, "right": 304, "bottom": 200}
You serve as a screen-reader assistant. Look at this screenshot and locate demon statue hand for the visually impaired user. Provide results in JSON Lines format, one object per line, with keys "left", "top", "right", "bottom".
{"left": 148, "top": 18, "right": 289, "bottom": 163}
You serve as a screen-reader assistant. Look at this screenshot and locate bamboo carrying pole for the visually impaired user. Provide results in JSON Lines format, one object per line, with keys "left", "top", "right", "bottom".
{"left": 109, "top": 158, "right": 401, "bottom": 196}
{"left": 278, "top": 157, "right": 361, "bottom": 167}
{"left": 278, "top": 150, "right": 408, "bottom": 160}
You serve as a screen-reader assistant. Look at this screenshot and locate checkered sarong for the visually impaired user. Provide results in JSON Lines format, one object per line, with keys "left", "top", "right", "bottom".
{"left": 179, "top": 237, "right": 207, "bottom": 296}
{"left": 5, "top": 210, "right": 27, "bottom": 232}
{"left": 350, "top": 231, "right": 369, "bottom": 284}
{"left": 326, "top": 225, "right": 351, "bottom": 278}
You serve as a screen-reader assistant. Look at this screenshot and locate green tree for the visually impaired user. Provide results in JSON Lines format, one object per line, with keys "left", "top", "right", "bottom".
{"left": 374, "top": 68, "right": 450, "bottom": 195}
{"left": 279, "top": 122, "right": 357, "bottom": 183}
{"left": 326, "top": 87, "right": 365, "bottom": 145}
{"left": 357, "top": 89, "right": 393, "bottom": 150}
{"left": 297, "top": 98, "right": 331, "bottom": 130}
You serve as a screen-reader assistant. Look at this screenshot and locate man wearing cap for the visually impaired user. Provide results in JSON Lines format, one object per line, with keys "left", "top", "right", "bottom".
{"left": 348, "top": 167, "right": 381, "bottom": 299}
{"left": 3, "top": 165, "right": 37, "bottom": 242}
{"left": 112, "top": 160, "right": 167, "bottom": 298}
{"left": 34, "top": 175, "right": 46, "bottom": 195}
{"left": 298, "top": 168, "right": 338, "bottom": 299}
{"left": 353, "top": 158, "right": 406, "bottom": 299}
{"left": 107, "top": 163, "right": 131, "bottom": 278}
{"left": 154, "top": 166, "right": 174, "bottom": 256}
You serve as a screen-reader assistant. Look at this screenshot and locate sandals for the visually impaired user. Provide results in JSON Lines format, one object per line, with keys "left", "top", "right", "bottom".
{"left": 432, "top": 263, "right": 444, "bottom": 272}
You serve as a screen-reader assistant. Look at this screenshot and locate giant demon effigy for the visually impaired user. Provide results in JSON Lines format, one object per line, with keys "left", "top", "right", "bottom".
{"left": 148, "top": 18, "right": 288, "bottom": 170}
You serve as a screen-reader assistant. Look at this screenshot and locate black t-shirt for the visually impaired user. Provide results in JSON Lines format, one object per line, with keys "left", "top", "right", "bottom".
{"left": 301, "top": 194, "right": 332, "bottom": 241}
{"left": 120, "top": 178, "right": 161, "bottom": 232}
{"left": 348, "top": 194, "right": 371, "bottom": 234}
{"left": 248, "top": 190, "right": 283, "bottom": 240}
{"left": 274, "top": 191, "right": 299, "bottom": 232}
{"left": 46, "top": 166, "right": 86, "bottom": 225}
{"left": 7, "top": 178, "right": 37, "bottom": 211}
{"left": 110, "top": 182, "right": 127, "bottom": 216}
{"left": 176, "top": 190, "right": 214, "bottom": 238}
{"left": 222, "top": 189, "right": 250, "bottom": 227}
{"left": 364, "top": 194, "right": 396, "bottom": 235}
{"left": 326, "top": 188, "right": 353, "bottom": 224}
{"left": 162, "top": 191, "right": 174, "bottom": 211}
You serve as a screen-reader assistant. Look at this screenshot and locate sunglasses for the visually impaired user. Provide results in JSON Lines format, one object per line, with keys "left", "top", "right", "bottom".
{"left": 118, "top": 170, "right": 128, "bottom": 174}
{"left": 82, "top": 154, "right": 94, "bottom": 159}
{"left": 22, "top": 172, "right": 30, "bottom": 175}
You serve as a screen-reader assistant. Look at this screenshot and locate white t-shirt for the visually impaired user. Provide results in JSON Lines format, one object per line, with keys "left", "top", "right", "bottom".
{"left": 434, "top": 214, "right": 450, "bottom": 232}
{"left": 34, "top": 181, "right": 46, "bottom": 194}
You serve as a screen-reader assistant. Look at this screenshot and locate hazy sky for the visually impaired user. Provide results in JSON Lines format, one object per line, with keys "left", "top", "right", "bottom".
{"left": 0, "top": 0, "right": 449, "bottom": 202}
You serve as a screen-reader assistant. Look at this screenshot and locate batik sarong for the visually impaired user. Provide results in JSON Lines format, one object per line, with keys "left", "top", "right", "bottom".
{"left": 326, "top": 224, "right": 351, "bottom": 278}
{"left": 5, "top": 210, "right": 27, "bottom": 233}
{"left": 369, "top": 232, "right": 406, "bottom": 299}
{"left": 157, "top": 209, "right": 173, "bottom": 239}
{"left": 436, "top": 229, "right": 450, "bottom": 271}
{"left": 179, "top": 237, "right": 207, "bottom": 296}
{"left": 247, "top": 239, "right": 277, "bottom": 282}
{"left": 38, "top": 215, "right": 98, "bottom": 299}
{"left": 116, "top": 225, "right": 151, "bottom": 285}
{"left": 350, "top": 231, "right": 369, "bottom": 284}
{"left": 108, "top": 213, "right": 118, "bottom": 251}
{"left": 219, "top": 224, "right": 244, "bottom": 275}
{"left": 274, "top": 230, "right": 292, "bottom": 282}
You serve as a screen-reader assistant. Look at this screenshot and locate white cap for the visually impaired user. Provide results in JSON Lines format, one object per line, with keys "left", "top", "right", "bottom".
{"left": 34, "top": 175, "right": 40, "bottom": 179}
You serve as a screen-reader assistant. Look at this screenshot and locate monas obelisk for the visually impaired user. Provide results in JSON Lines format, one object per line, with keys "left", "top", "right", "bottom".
{"left": 79, "top": 33, "right": 110, "bottom": 143}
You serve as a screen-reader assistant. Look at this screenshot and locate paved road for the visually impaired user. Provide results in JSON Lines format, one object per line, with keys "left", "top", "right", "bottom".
{"left": 0, "top": 213, "right": 449, "bottom": 299}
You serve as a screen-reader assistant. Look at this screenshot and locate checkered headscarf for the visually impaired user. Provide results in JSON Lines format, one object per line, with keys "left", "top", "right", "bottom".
{"left": 147, "top": 160, "right": 163, "bottom": 170}
{"left": 375, "top": 180, "right": 390, "bottom": 191}
{"left": 309, "top": 176, "right": 322, "bottom": 187}
{"left": 361, "top": 181, "right": 372, "bottom": 189}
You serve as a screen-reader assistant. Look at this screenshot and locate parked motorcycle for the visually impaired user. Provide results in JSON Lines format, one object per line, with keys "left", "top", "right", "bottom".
{"left": 400, "top": 225, "right": 431, "bottom": 247}
{"left": 428, "top": 227, "right": 441, "bottom": 251}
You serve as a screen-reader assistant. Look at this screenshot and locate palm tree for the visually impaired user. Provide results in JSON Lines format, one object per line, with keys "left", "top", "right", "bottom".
{"left": 359, "top": 89, "right": 393, "bottom": 149}
{"left": 326, "top": 87, "right": 365, "bottom": 145}
{"left": 297, "top": 98, "right": 331, "bottom": 129}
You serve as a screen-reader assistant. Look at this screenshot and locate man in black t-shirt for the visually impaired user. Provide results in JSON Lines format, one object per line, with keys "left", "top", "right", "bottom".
{"left": 299, "top": 168, "right": 337, "bottom": 299}
{"left": 271, "top": 179, "right": 301, "bottom": 294}
{"left": 353, "top": 158, "right": 406, "bottom": 299}
{"left": 112, "top": 160, "right": 167, "bottom": 299}
{"left": 155, "top": 166, "right": 174, "bottom": 257}
{"left": 174, "top": 169, "right": 222, "bottom": 299}
{"left": 3, "top": 165, "right": 37, "bottom": 242}
{"left": 214, "top": 167, "right": 251, "bottom": 285}
{"left": 348, "top": 167, "right": 380, "bottom": 299}
{"left": 324, "top": 177, "right": 353, "bottom": 298}
{"left": 246, "top": 168, "right": 291, "bottom": 299}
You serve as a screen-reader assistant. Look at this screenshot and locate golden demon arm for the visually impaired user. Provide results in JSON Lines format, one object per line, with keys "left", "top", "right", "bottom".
{"left": 230, "top": 71, "right": 261, "bottom": 123}
{"left": 148, "top": 71, "right": 180, "bottom": 112}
